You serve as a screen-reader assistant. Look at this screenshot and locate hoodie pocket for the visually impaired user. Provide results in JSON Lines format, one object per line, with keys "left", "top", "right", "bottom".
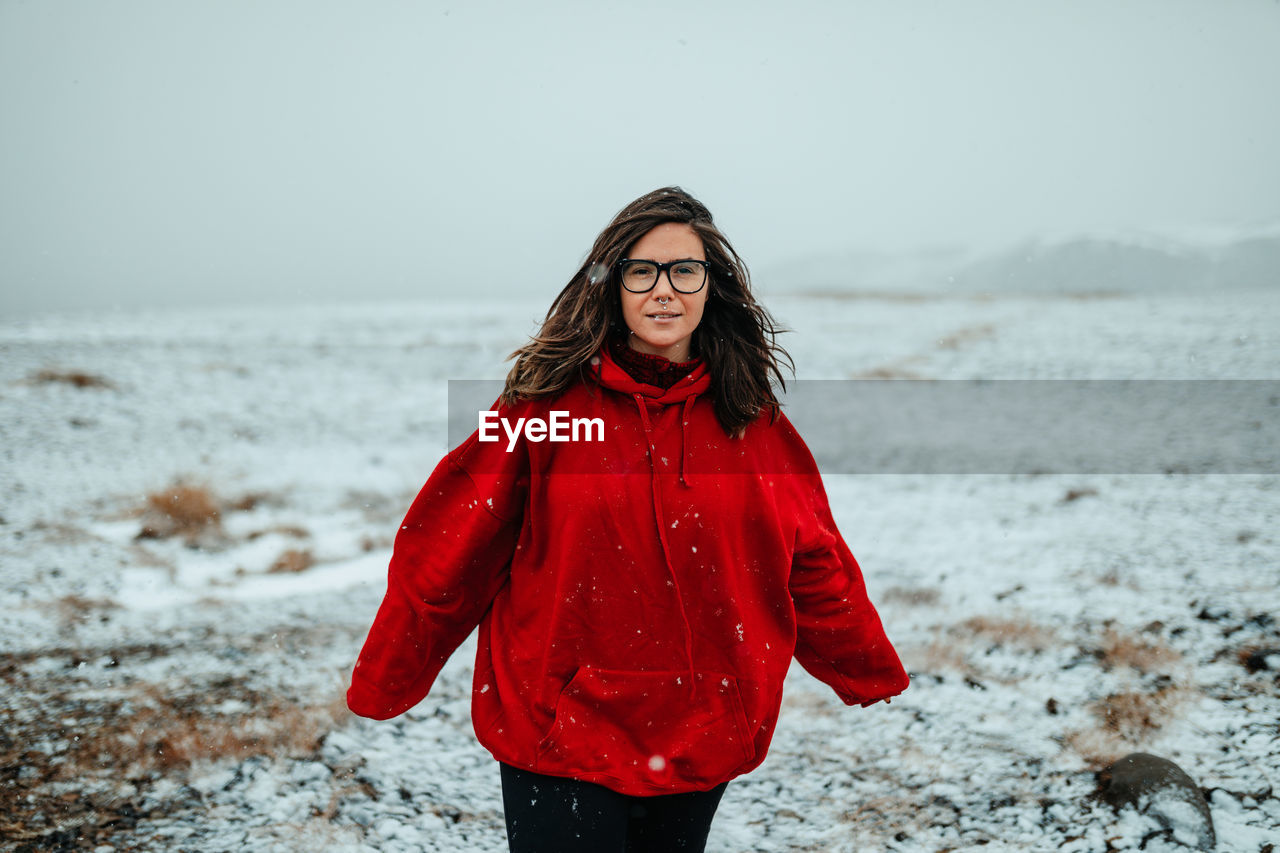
{"left": 535, "top": 667, "right": 756, "bottom": 787}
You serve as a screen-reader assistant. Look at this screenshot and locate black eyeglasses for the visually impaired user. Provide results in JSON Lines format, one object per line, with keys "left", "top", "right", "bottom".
{"left": 617, "top": 259, "right": 709, "bottom": 294}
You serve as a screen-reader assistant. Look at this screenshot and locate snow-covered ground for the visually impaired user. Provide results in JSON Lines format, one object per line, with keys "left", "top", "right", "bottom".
{"left": 1, "top": 288, "right": 1277, "bottom": 852}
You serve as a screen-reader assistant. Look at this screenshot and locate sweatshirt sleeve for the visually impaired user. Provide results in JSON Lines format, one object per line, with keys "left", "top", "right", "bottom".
{"left": 784, "top": 429, "right": 910, "bottom": 707}
{"left": 347, "top": 403, "right": 529, "bottom": 720}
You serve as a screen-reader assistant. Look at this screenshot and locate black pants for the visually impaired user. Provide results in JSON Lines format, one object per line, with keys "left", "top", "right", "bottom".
{"left": 499, "top": 762, "right": 728, "bottom": 853}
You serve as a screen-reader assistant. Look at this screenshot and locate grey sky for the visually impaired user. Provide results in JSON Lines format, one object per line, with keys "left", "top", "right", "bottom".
{"left": 3, "top": 0, "right": 1279, "bottom": 317}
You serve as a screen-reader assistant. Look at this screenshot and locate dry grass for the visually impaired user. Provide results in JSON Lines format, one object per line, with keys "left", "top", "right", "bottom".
{"left": 135, "top": 481, "right": 223, "bottom": 544}
{"left": 226, "top": 490, "right": 286, "bottom": 512}
{"left": 359, "top": 534, "right": 393, "bottom": 552}
{"left": 124, "top": 691, "right": 350, "bottom": 773}
{"left": 959, "top": 615, "right": 1056, "bottom": 653}
{"left": 1093, "top": 690, "right": 1169, "bottom": 738}
{"left": 880, "top": 585, "right": 942, "bottom": 607}
{"left": 1093, "top": 627, "right": 1181, "bottom": 674}
{"left": 127, "top": 542, "right": 177, "bottom": 571}
{"left": 906, "top": 637, "right": 971, "bottom": 676}
{"left": 131, "top": 482, "right": 290, "bottom": 547}
{"left": 1067, "top": 685, "right": 1191, "bottom": 767}
{"left": 1064, "top": 728, "right": 1131, "bottom": 769}
{"left": 247, "top": 524, "right": 310, "bottom": 541}
{"left": 268, "top": 548, "right": 315, "bottom": 574}
{"left": 0, "top": 673, "right": 351, "bottom": 848}
{"left": 46, "top": 593, "right": 122, "bottom": 628}
{"left": 901, "top": 615, "right": 1058, "bottom": 681}
{"left": 28, "top": 520, "right": 104, "bottom": 545}
{"left": 837, "top": 790, "right": 967, "bottom": 842}
{"left": 69, "top": 687, "right": 348, "bottom": 776}
{"left": 227, "top": 492, "right": 265, "bottom": 512}
{"left": 29, "top": 368, "right": 115, "bottom": 389}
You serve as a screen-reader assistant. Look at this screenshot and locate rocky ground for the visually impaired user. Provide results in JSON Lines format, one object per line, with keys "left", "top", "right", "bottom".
{"left": 1, "top": 290, "right": 1277, "bottom": 851}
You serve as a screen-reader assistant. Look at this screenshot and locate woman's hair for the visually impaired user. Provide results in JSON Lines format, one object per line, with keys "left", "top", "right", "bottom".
{"left": 501, "top": 186, "right": 793, "bottom": 436}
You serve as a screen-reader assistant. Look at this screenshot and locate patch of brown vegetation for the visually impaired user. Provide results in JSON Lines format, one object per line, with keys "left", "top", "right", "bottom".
{"left": 1095, "top": 690, "right": 1166, "bottom": 738}
{"left": 959, "top": 615, "right": 1056, "bottom": 653}
{"left": 1094, "top": 628, "right": 1181, "bottom": 674}
{"left": 126, "top": 543, "right": 176, "bottom": 572}
{"left": 1098, "top": 569, "right": 1124, "bottom": 587}
{"left": 114, "top": 687, "right": 351, "bottom": 772}
{"left": 0, "top": 666, "right": 351, "bottom": 849}
{"left": 836, "top": 790, "right": 965, "bottom": 843}
{"left": 247, "top": 524, "right": 310, "bottom": 541}
{"left": 1062, "top": 730, "right": 1126, "bottom": 769}
{"left": 880, "top": 585, "right": 941, "bottom": 607}
{"left": 268, "top": 548, "right": 315, "bottom": 574}
{"left": 359, "top": 534, "right": 393, "bottom": 552}
{"left": 1061, "top": 486, "right": 1099, "bottom": 503}
{"left": 27, "top": 520, "right": 104, "bottom": 545}
{"left": 45, "top": 594, "right": 122, "bottom": 628}
{"left": 1066, "top": 684, "right": 1192, "bottom": 769}
{"left": 29, "top": 368, "right": 115, "bottom": 389}
{"left": 135, "top": 482, "right": 223, "bottom": 544}
{"left": 226, "top": 490, "right": 284, "bottom": 512}
{"left": 905, "top": 637, "right": 970, "bottom": 676}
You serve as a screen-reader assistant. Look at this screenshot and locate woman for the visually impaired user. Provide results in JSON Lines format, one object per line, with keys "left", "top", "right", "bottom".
{"left": 347, "top": 187, "right": 909, "bottom": 852}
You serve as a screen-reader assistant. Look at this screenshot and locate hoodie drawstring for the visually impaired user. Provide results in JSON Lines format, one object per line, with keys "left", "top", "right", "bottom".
{"left": 679, "top": 395, "right": 695, "bottom": 488}
{"left": 632, "top": 392, "right": 698, "bottom": 699}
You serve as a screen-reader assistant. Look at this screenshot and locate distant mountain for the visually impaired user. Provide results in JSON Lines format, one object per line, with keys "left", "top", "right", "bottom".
{"left": 762, "top": 226, "right": 1280, "bottom": 296}
{"left": 951, "top": 231, "right": 1279, "bottom": 294}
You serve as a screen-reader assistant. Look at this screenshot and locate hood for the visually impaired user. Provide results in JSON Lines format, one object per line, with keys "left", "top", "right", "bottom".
{"left": 589, "top": 343, "right": 711, "bottom": 489}
{"left": 591, "top": 342, "right": 712, "bottom": 402}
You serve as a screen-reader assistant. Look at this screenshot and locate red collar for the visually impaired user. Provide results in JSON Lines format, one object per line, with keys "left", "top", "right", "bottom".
{"left": 606, "top": 336, "right": 702, "bottom": 391}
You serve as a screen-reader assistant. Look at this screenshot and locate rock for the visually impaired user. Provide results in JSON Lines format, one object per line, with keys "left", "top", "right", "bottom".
{"left": 1100, "top": 752, "right": 1215, "bottom": 850}
{"left": 1240, "top": 647, "right": 1280, "bottom": 674}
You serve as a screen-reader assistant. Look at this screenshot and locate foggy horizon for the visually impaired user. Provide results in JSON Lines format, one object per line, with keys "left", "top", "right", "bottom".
{"left": 3, "top": 0, "right": 1279, "bottom": 319}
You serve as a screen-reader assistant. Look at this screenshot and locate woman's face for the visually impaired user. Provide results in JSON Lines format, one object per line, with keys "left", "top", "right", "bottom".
{"left": 619, "top": 223, "right": 709, "bottom": 362}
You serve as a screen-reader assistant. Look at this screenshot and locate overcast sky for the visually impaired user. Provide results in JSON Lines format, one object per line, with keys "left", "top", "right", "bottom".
{"left": 2, "top": 0, "right": 1279, "bottom": 317}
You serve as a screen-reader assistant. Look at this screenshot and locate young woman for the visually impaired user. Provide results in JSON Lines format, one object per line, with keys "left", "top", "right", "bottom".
{"left": 347, "top": 187, "right": 909, "bottom": 852}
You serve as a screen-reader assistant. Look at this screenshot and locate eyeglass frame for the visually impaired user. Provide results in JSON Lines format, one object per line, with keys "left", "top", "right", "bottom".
{"left": 616, "top": 258, "right": 710, "bottom": 294}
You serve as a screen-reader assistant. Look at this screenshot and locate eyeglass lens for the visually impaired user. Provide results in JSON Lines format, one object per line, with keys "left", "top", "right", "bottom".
{"left": 620, "top": 260, "right": 707, "bottom": 293}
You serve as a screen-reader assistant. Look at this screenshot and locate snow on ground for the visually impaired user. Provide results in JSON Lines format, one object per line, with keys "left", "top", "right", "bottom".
{"left": 1, "top": 289, "right": 1277, "bottom": 852}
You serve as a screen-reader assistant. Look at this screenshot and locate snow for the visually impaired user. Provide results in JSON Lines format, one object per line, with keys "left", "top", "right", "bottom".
{"left": 2, "top": 289, "right": 1278, "bottom": 850}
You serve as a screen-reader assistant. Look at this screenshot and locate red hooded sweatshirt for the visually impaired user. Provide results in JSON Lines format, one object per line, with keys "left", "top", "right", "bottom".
{"left": 347, "top": 344, "right": 909, "bottom": 795}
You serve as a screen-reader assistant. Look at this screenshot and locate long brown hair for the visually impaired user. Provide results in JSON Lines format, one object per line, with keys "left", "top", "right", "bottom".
{"left": 501, "top": 186, "right": 792, "bottom": 436}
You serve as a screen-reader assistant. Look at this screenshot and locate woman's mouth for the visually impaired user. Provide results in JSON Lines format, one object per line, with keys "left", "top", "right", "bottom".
{"left": 647, "top": 312, "right": 681, "bottom": 322}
